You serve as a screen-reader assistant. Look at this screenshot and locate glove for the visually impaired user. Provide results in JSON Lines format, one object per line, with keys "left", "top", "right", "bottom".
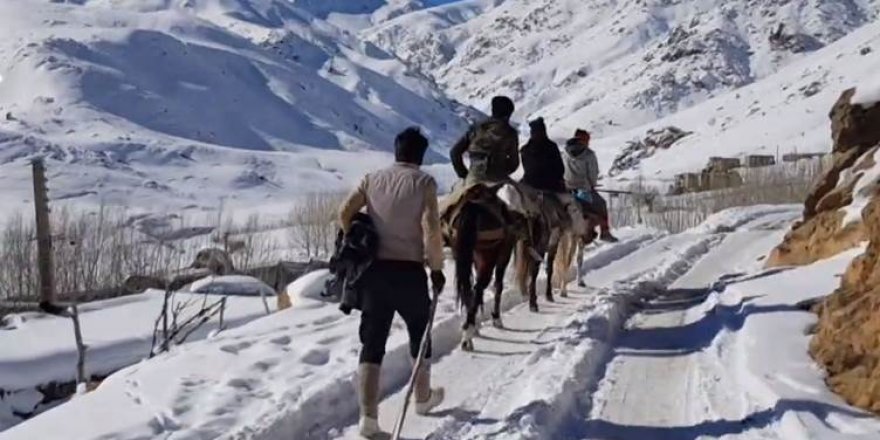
{"left": 430, "top": 270, "right": 446, "bottom": 294}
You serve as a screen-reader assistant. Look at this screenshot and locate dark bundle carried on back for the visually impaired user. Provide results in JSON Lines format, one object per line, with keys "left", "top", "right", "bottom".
{"left": 325, "top": 212, "right": 379, "bottom": 315}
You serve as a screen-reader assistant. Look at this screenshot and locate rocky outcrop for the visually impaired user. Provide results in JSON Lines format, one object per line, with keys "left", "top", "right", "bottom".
{"left": 767, "top": 89, "right": 880, "bottom": 267}
{"left": 609, "top": 126, "right": 692, "bottom": 176}
{"left": 771, "top": 86, "right": 880, "bottom": 413}
{"left": 768, "top": 23, "right": 823, "bottom": 53}
{"left": 812, "top": 196, "right": 880, "bottom": 412}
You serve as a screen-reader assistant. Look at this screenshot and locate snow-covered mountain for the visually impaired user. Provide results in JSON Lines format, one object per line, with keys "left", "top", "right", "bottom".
{"left": 0, "top": 0, "right": 477, "bottom": 219}
{"left": 2, "top": 0, "right": 880, "bottom": 217}
{"left": 365, "top": 0, "right": 880, "bottom": 185}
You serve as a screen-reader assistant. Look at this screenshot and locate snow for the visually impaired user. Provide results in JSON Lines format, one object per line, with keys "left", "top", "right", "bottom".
{"left": 8, "top": 206, "right": 873, "bottom": 439}
{"left": 853, "top": 75, "right": 880, "bottom": 106}
{"left": 840, "top": 148, "right": 880, "bottom": 226}
{"left": 286, "top": 268, "right": 334, "bottom": 302}
{"left": 0, "top": 288, "right": 283, "bottom": 431}
{"left": 0, "top": 288, "right": 279, "bottom": 415}
{"left": 187, "top": 275, "right": 275, "bottom": 298}
{"left": 578, "top": 231, "right": 879, "bottom": 439}
{"left": 0, "top": 0, "right": 476, "bottom": 222}
{"left": 4, "top": 0, "right": 880, "bottom": 437}
{"left": 0, "top": 0, "right": 878, "bottom": 216}
{"left": 689, "top": 204, "right": 803, "bottom": 235}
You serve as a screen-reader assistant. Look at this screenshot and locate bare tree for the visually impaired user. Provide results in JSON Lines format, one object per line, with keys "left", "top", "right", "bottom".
{"left": 288, "top": 193, "right": 344, "bottom": 259}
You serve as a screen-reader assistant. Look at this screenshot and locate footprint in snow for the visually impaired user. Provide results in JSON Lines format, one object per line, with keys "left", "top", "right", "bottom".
{"left": 318, "top": 335, "right": 342, "bottom": 345}
{"left": 219, "top": 341, "right": 253, "bottom": 354}
{"left": 180, "top": 376, "right": 206, "bottom": 388}
{"left": 301, "top": 348, "right": 330, "bottom": 366}
{"left": 269, "top": 335, "right": 292, "bottom": 346}
{"left": 252, "top": 358, "right": 280, "bottom": 372}
{"left": 227, "top": 378, "right": 258, "bottom": 391}
{"left": 312, "top": 315, "right": 342, "bottom": 326}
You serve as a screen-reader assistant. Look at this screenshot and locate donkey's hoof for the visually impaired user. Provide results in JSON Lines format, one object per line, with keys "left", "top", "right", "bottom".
{"left": 461, "top": 339, "right": 475, "bottom": 352}
{"left": 529, "top": 303, "right": 539, "bottom": 313}
{"left": 492, "top": 317, "right": 504, "bottom": 328}
{"left": 546, "top": 296, "right": 555, "bottom": 303}
{"left": 577, "top": 280, "right": 586, "bottom": 288}
{"left": 560, "top": 291, "right": 569, "bottom": 298}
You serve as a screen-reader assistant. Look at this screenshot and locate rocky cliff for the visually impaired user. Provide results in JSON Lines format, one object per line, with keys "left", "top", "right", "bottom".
{"left": 769, "top": 84, "right": 880, "bottom": 413}
{"left": 767, "top": 89, "right": 880, "bottom": 267}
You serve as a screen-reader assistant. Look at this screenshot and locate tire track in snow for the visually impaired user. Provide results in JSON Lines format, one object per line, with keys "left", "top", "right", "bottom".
{"left": 576, "top": 233, "right": 765, "bottom": 440}
{"left": 416, "top": 233, "right": 723, "bottom": 440}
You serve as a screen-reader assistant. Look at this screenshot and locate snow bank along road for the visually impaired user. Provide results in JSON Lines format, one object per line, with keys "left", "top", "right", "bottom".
{"left": 6, "top": 206, "right": 880, "bottom": 439}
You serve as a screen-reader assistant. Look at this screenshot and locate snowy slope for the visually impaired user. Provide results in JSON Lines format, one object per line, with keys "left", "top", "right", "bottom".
{"left": 0, "top": 0, "right": 475, "bottom": 220}
{"left": 0, "top": 285, "right": 281, "bottom": 431}
{"left": 366, "top": 0, "right": 880, "bottom": 186}
{"left": 590, "top": 19, "right": 880, "bottom": 186}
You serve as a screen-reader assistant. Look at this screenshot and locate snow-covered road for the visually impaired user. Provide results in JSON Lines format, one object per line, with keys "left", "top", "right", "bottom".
{"left": 330, "top": 229, "right": 720, "bottom": 439}
{"left": 584, "top": 288, "right": 752, "bottom": 439}
{"left": 579, "top": 211, "right": 880, "bottom": 440}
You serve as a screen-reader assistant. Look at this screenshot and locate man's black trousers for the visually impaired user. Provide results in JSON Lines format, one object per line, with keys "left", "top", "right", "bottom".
{"left": 358, "top": 260, "right": 432, "bottom": 364}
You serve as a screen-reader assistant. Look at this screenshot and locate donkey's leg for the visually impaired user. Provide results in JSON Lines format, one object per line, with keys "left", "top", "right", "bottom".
{"left": 492, "top": 239, "right": 515, "bottom": 328}
{"left": 576, "top": 239, "right": 586, "bottom": 287}
{"left": 461, "top": 283, "right": 478, "bottom": 351}
{"left": 545, "top": 230, "right": 561, "bottom": 302}
{"left": 545, "top": 251, "right": 556, "bottom": 301}
{"left": 515, "top": 241, "right": 529, "bottom": 301}
{"left": 473, "top": 270, "right": 492, "bottom": 336}
{"left": 528, "top": 257, "right": 541, "bottom": 312}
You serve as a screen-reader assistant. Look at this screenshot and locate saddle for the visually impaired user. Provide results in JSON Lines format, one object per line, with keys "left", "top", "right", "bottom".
{"left": 501, "top": 184, "right": 570, "bottom": 231}
{"left": 440, "top": 182, "right": 510, "bottom": 244}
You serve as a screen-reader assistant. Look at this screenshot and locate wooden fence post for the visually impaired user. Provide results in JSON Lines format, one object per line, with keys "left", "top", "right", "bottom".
{"left": 32, "top": 158, "right": 57, "bottom": 309}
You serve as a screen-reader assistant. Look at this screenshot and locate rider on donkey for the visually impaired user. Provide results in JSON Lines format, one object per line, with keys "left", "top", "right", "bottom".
{"left": 564, "top": 129, "right": 619, "bottom": 243}
{"left": 451, "top": 96, "right": 519, "bottom": 187}
{"left": 519, "top": 117, "right": 588, "bottom": 237}
{"left": 444, "top": 96, "right": 533, "bottom": 247}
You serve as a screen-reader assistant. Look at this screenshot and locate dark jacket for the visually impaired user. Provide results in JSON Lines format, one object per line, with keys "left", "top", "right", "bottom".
{"left": 520, "top": 135, "right": 565, "bottom": 193}
{"left": 450, "top": 117, "right": 519, "bottom": 184}
{"left": 326, "top": 213, "right": 379, "bottom": 314}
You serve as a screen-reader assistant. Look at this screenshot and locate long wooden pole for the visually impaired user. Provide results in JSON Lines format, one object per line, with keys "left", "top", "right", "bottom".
{"left": 32, "top": 158, "right": 56, "bottom": 309}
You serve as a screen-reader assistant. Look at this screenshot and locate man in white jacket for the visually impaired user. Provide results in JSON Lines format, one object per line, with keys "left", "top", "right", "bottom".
{"left": 563, "top": 129, "right": 619, "bottom": 242}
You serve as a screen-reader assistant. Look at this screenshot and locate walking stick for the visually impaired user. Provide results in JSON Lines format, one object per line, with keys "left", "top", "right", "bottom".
{"left": 391, "top": 282, "right": 442, "bottom": 440}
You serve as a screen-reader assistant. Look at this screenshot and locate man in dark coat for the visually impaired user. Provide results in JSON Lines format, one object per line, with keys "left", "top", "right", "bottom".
{"left": 520, "top": 118, "right": 587, "bottom": 235}
{"left": 520, "top": 117, "right": 565, "bottom": 193}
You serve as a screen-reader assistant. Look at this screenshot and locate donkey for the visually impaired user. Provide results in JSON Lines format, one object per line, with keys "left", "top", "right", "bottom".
{"left": 449, "top": 188, "right": 517, "bottom": 352}
{"left": 553, "top": 214, "right": 601, "bottom": 297}
{"left": 515, "top": 203, "right": 567, "bottom": 313}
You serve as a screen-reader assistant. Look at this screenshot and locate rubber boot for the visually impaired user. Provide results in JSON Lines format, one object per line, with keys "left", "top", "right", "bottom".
{"left": 599, "top": 218, "right": 619, "bottom": 243}
{"left": 413, "top": 362, "right": 445, "bottom": 415}
{"left": 358, "top": 363, "right": 388, "bottom": 439}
